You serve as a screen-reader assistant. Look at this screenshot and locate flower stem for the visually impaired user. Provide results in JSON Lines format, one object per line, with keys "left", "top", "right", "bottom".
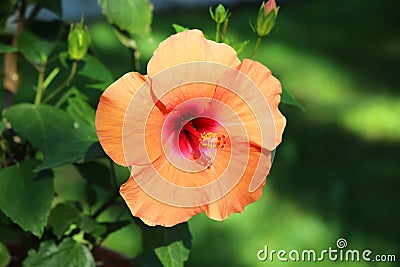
{"left": 221, "top": 19, "right": 229, "bottom": 40}
{"left": 248, "top": 37, "right": 263, "bottom": 59}
{"left": 215, "top": 23, "right": 221, "bottom": 43}
{"left": 34, "top": 66, "right": 45, "bottom": 105}
{"left": 43, "top": 60, "right": 78, "bottom": 103}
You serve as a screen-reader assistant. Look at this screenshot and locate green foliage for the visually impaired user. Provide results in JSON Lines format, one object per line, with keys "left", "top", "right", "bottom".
{"left": 138, "top": 222, "right": 192, "bottom": 267}
{"left": 48, "top": 203, "right": 82, "bottom": 239}
{"left": 5, "top": 104, "right": 72, "bottom": 155}
{"left": 17, "top": 30, "right": 55, "bottom": 66}
{"left": 4, "top": 104, "right": 103, "bottom": 171}
{"left": 97, "top": 0, "right": 153, "bottom": 36}
{"left": 42, "top": 68, "right": 60, "bottom": 90}
{"left": 0, "top": 242, "right": 11, "bottom": 267}
{"left": 0, "top": 160, "right": 54, "bottom": 237}
{"left": 172, "top": 24, "right": 189, "bottom": 33}
{"left": 23, "top": 238, "right": 95, "bottom": 267}
{"left": 48, "top": 202, "right": 99, "bottom": 239}
{"left": 281, "top": 88, "right": 305, "bottom": 111}
{"left": 59, "top": 53, "right": 113, "bottom": 87}
{"left": 0, "top": 44, "right": 17, "bottom": 53}
{"left": 66, "top": 95, "right": 95, "bottom": 127}
{"left": 91, "top": 221, "right": 131, "bottom": 241}
{"left": 223, "top": 38, "right": 250, "bottom": 55}
{"left": 77, "top": 55, "right": 114, "bottom": 87}
{"left": 37, "top": 126, "right": 102, "bottom": 171}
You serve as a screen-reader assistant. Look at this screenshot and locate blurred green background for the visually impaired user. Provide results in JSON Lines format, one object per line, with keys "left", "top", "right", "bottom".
{"left": 3, "top": 0, "right": 400, "bottom": 266}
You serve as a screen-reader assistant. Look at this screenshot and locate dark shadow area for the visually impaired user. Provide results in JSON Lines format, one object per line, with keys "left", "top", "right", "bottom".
{"left": 273, "top": 106, "right": 400, "bottom": 246}
{"left": 244, "top": 0, "right": 400, "bottom": 94}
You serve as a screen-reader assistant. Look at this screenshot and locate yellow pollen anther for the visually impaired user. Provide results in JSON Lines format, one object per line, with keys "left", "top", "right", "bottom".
{"left": 199, "top": 132, "right": 224, "bottom": 149}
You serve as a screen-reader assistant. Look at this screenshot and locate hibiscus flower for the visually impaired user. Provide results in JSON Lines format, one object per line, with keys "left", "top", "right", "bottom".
{"left": 95, "top": 30, "right": 286, "bottom": 227}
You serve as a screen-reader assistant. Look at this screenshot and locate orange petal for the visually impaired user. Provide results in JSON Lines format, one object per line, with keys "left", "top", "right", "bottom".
{"left": 205, "top": 146, "right": 271, "bottom": 221}
{"left": 157, "top": 83, "right": 217, "bottom": 112}
{"left": 210, "top": 59, "right": 286, "bottom": 150}
{"left": 96, "top": 72, "right": 162, "bottom": 166}
{"left": 121, "top": 140, "right": 271, "bottom": 225}
{"left": 237, "top": 59, "right": 286, "bottom": 146}
{"left": 120, "top": 176, "right": 205, "bottom": 227}
{"left": 147, "top": 30, "right": 240, "bottom": 77}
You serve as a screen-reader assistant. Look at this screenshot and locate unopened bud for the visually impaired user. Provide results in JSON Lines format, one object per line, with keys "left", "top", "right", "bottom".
{"left": 209, "top": 4, "right": 230, "bottom": 24}
{"left": 68, "top": 20, "right": 91, "bottom": 61}
{"left": 256, "top": 0, "right": 279, "bottom": 37}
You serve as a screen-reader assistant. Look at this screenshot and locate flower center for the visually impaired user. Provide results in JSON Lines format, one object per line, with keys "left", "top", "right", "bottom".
{"left": 178, "top": 117, "right": 225, "bottom": 168}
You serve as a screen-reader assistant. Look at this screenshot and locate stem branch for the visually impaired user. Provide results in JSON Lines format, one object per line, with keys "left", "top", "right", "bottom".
{"left": 221, "top": 19, "right": 229, "bottom": 40}
{"left": 43, "top": 60, "right": 78, "bottom": 103}
{"left": 34, "top": 67, "right": 45, "bottom": 105}
{"left": 248, "top": 37, "right": 263, "bottom": 59}
{"left": 215, "top": 23, "right": 221, "bottom": 43}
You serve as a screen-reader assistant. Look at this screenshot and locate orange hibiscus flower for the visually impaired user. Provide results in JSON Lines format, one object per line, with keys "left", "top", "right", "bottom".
{"left": 95, "top": 30, "right": 286, "bottom": 227}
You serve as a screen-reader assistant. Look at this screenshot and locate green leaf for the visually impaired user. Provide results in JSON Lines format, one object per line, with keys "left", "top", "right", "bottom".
{"left": 222, "top": 37, "right": 249, "bottom": 55}
{"left": 78, "top": 215, "right": 97, "bottom": 234}
{"left": 23, "top": 238, "right": 95, "bottom": 267}
{"left": 86, "top": 81, "right": 112, "bottom": 91}
{"left": 77, "top": 55, "right": 113, "bottom": 85}
{"left": 77, "top": 161, "right": 112, "bottom": 191}
{"left": 59, "top": 51, "right": 69, "bottom": 68}
{"left": 17, "top": 30, "right": 55, "bottom": 65}
{"left": 97, "top": 0, "right": 153, "bottom": 36}
{"left": 0, "top": 44, "right": 17, "bottom": 54}
{"left": 155, "top": 241, "right": 190, "bottom": 267}
{"left": 4, "top": 104, "right": 104, "bottom": 171}
{"left": 172, "top": 24, "right": 190, "bottom": 33}
{"left": 36, "top": 125, "right": 103, "bottom": 171}
{"left": 85, "top": 183, "right": 97, "bottom": 207}
{"left": 48, "top": 203, "right": 81, "bottom": 239}
{"left": 48, "top": 202, "right": 98, "bottom": 239}
{"left": 92, "top": 221, "right": 131, "bottom": 240}
{"left": 232, "top": 40, "right": 250, "bottom": 55}
{"left": 138, "top": 222, "right": 192, "bottom": 267}
{"left": 66, "top": 95, "right": 95, "bottom": 127}
{"left": 4, "top": 104, "right": 73, "bottom": 155}
{"left": 0, "top": 121, "right": 5, "bottom": 133}
{"left": 0, "top": 242, "right": 11, "bottom": 267}
{"left": 34, "top": 0, "right": 62, "bottom": 16}
{"left": 60, "top": 53, "right": 113, "bottom": 84}
{"left": 112, "top": 28, "right": 138, "bottom": 50}
{"left": 0, "top": 160, "right": 54, "bottom": 237}
{"left": 281, "top": 88, "right": 305, "bottom": 111}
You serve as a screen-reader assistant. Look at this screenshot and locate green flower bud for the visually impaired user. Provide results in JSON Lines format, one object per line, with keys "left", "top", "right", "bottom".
{"left": 256, "top": 0, "right": 279, "bottom": 37}
{"left": 209, "top": 4, "right": 230, "bottom": 24}
{"left": 68, "top": 20, "right": 91, "bottom": 61}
